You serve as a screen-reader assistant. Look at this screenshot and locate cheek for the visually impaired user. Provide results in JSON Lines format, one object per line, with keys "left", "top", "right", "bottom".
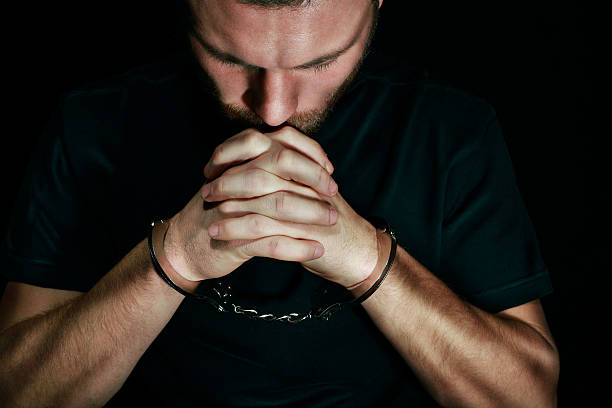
{"left": 201, "top": 59, "right": 250, "bottom": 103}
{"left": 296, "top": 62, "right": 358, "bottom": 108}
{"left": 296, "top": 77, "right": 338, "bottom": 108}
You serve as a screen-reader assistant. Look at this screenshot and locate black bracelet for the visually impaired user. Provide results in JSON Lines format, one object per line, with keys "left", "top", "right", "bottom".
{"left": 352, "top": 215, "right": 397, "bottom": 304}
{"left": 148, "top": 220, "right": 209, "bottom": 300}
{"left": 148, "top": 216, "right": 397, "bottom": 322}
{"left": 311, "top": 215, "right": 397, "bottom": 320}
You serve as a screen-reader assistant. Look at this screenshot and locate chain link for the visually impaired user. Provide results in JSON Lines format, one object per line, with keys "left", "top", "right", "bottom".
{"left": 179, "top": 215, "right": 395, "bottom": 324}
{"left": 196, "top": 281, "right": 341, "bottom": 323}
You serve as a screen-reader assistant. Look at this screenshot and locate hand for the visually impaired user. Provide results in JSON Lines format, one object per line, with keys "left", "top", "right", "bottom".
{"left": 159, "top": 126, "right": 339, "bottom": 283}
{"left": 202, "top": 126, "right": 380, "bottom": 289}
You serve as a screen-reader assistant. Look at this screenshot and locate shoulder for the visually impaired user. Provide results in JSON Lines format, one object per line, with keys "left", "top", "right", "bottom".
{"left": 348, "top": 51, "right": 500, "bottom": 158}
{"left": 353, "top": 51, "right": 497, "bottom": 128}
{"left": 51, "top": 53, "right": 189, "bottom": 168}
{"left": 382, "top": 66, "right": 493, "bottom": 118}
{"left": 57, "top": 52, "right": 187, "bottom": 133}
{"left": 63, "top": 53, "right": 185, "bottom": 100}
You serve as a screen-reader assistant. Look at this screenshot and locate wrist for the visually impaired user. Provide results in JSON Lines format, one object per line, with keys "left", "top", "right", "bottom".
{"left": 151, "top": 220, "right": 201, "bottom": 294}
{"left": 348, "top": 229, "right": 390, "bottom": 299}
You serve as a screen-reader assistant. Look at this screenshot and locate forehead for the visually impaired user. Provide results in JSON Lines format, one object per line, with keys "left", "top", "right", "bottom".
{"left": 191, "top": 0, "right": 372, "bottom": 68}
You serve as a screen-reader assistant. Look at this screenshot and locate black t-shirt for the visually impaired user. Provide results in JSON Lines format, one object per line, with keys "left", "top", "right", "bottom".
{"left": 1, "top": 49, "right": 552, "bottom": 407}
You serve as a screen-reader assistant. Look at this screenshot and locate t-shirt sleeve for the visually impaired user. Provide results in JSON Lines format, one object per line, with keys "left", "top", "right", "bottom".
{"left": 1, "top": 91, "right": 123, "bottom": 292}
{"left": 439, "top": 114, "right": 553, "bottom": 313}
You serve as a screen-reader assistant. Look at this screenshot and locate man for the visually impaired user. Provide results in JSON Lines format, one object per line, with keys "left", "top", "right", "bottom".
{"left": 0, "top": 0, "right": 559, "bottom": 406}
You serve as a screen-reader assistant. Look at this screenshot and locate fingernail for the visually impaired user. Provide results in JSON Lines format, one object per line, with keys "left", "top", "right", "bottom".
{"left": 314, "top": 245, "right": 323, "bottom": 258}
{"left": 328, "top": 179, "right": 338, "bottom": 195}
{"left": 329, "top": 208, "right": 338, "bottom": 224}
{"left": 201, "top": 184, "right": 210, "bottom": 199}
{"left": 208, "top": 224, "right": 219, "bottom": 237}
{"left": 325, "top": 160, "right": 334, "bottom": 174}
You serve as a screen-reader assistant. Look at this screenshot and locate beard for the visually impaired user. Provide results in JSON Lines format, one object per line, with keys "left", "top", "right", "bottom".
{"left": 219, "top": 62, "right": 362, "bottom": 135}
{"left": 189, "top": 4, "right": 378, "bottom": 136}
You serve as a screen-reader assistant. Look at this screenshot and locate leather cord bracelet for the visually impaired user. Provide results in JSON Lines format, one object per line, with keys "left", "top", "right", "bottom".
{"left": 311, "top": 215, "right": 397, "bottom": 319}
{"left": 148, "top": 220, "right": 209, "bottom": 300}
{"left": 352, "top": 215, "right": 397, "bottom": 304}
{"left": 148, "top": 215, "right": 397, "bottom": 322}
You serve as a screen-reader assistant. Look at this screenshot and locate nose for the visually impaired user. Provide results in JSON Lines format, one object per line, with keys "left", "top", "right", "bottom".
{"left": 247, "top": 69, "right": 298, "bottom": 127}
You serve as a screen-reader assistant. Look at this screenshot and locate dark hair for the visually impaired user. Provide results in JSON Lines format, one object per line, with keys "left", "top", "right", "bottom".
{"left": 176, "top": 0, "right": 378, "bottom": 43}
{"left": 236, "top": 0, "right": 378, "bottom": 10}
{"left": 236, "top": 0, "right": 314, "bottom": 7}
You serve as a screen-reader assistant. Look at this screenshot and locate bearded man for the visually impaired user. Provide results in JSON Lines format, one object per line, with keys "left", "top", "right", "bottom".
{"left": 0, "top": 0, "right": 559, "bottom": 406}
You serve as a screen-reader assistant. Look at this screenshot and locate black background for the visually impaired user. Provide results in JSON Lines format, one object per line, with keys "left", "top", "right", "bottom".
{"left": 2, "top": 1, "right": 609, "bottom": 405}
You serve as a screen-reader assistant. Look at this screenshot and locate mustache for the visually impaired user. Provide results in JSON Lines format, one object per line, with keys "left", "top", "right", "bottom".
{"left": 220, "top": 103, "right": 328, "bottom": 135}
{"left": 219, "top": 61, "right": 362, "bottom": 136}
{"left": 187, "top": 1, "right": 378, "bottom": 135}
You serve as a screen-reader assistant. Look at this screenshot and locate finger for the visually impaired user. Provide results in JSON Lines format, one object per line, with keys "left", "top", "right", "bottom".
{"left": 217, "top": 192, "right": 338, "bottom": 226}
{"left": 211, "top": 149, "right": 337, "bottom": 198}
{"left": 240, "top": 235, "right": 324, "bottom": 262}
{"left": 266, "top": 126, "right": 334, "bottom": 175}
{"left": 272, "top": 147, "right": 338, "bottom": 196}
{"left": 208, "top": 213, "right": 314, "bottom": 242}
{"left": 202, "top": 168, "right": 327, "bottom": 202}
{"left": 204, "top": 129, "right": 272, "bottom": 180}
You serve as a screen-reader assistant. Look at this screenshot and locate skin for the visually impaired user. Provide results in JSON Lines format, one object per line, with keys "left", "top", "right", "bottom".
{"left": 187, "top": 0, "right": 376, "bottom": 133}
{"left": 202, "top": 131, "right": 560, "bottom": 405}
{"left": 0, "top": 0, "right": 559, "bottom": 406}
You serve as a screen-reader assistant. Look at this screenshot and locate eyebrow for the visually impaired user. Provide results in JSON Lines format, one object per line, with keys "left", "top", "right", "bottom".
{"left": 191, "top": 27, "right": 362, "bottom": 71}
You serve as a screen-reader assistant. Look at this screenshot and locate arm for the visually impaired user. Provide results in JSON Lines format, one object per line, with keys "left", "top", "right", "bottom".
{"left": 194, "top": 124, "right": 559, "bottom": 406}
{"left": 0, "top": 238, "right": 198, "bottom": 407}
{"left": 0, "top": 283, "right": 83, "bottom": 332}
{"left": 0, "top": 127, "right": 337, "bottom": 407}
{"left": 350, "top": 230, "right": 560, "bottom": 408}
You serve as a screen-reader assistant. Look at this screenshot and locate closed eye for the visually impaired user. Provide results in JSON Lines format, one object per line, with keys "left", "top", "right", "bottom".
{"left": 309, "top": 59, "right": 337, "bottom": 73}
{"left": 215, "top": 57, "right": 253, "bottom": 70}
{"left": 213, "top": 53, "right": 338, "bottom": 74}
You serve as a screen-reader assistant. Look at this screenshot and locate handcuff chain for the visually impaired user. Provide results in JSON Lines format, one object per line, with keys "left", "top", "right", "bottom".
{"left": 199, "top": 281, "right": 334, "bottom": 323}
{"left": 200, "top": 282, "right": 318, "bottom": 323}
{"left": 178, "top": 215, "right": 395, "bottom": 324}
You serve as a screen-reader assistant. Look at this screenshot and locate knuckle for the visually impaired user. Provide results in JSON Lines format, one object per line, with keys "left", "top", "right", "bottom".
{"left": 276, "top": 148, "right": 295, "bottom": 170}
{"left": 211, "top": 144, "right": 225, "bottom": 165}
{"left": 210, "top": 178, "right": 223, "bottom": 196}
{"left": 246, "top": 130, "right": 273, "bottom": 155}
{"left": 249, "top": 215, "right": 264, "bottom": 234}
{"left": 276, "top": 125, "right": 295, "bottom": 136}
{"left": 248, "top": 168, "right": 268, "bottom": 189}
{"left": 245, "top": 129, "right": 265, "bottom": 146}
{"left": 286, "top": 126, "right": 302, "bottom": 139}
{"left": 268, "top": 126, "right": 295, "bottom": 144}
{"left": 217, "top": 200, "right": 234, "bottom": 214}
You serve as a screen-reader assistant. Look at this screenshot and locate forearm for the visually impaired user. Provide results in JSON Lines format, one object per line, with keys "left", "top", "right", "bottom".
{"left": 0, "top": 238, "right": 195, "bottom": 407}
{"left": 352, "top": 234, "right": 559, "bottom": 407}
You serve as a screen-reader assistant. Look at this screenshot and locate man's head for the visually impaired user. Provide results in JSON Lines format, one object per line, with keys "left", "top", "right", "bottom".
{"left": 184, "top": 0, "right": 382, "bottom": 134}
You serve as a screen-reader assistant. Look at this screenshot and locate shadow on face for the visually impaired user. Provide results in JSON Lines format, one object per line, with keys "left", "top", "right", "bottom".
{"left": 184, "top": 0, "right": 380, "bottom": 135}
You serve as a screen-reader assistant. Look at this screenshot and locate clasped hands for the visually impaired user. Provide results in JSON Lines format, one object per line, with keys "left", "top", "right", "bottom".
{"left": 163, "top": 126, "right": 382, "bottom": 291}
